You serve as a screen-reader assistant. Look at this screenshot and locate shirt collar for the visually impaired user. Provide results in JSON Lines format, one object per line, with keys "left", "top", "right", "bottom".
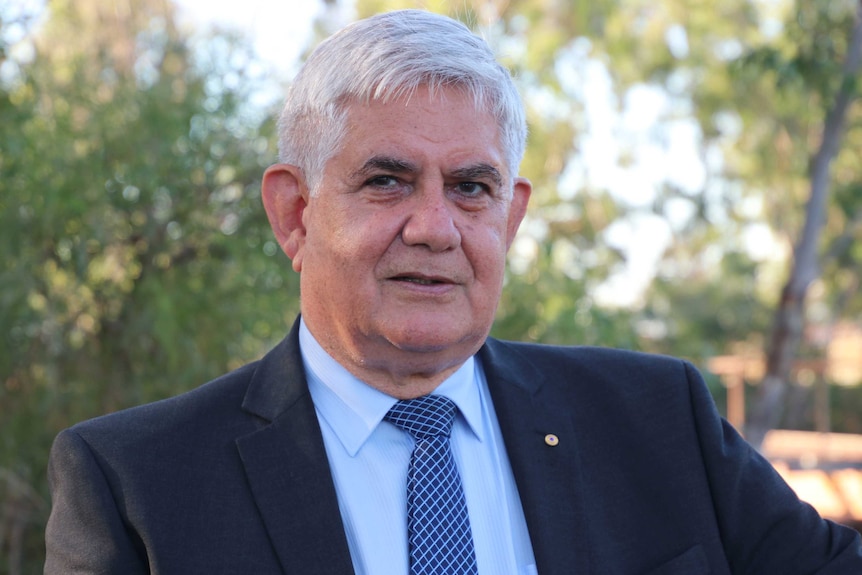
{"left": 299, "top": 318, "right": 485, "bottom": 456}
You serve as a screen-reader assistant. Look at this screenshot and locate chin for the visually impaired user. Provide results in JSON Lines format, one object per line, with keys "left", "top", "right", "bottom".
{"left": 383, "top": 322, "right": 486, "bottom": 356}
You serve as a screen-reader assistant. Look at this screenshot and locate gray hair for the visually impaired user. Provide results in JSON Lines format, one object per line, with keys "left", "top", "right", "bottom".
{"left": 276, "top": 9, "right": 527, "bottom": 194}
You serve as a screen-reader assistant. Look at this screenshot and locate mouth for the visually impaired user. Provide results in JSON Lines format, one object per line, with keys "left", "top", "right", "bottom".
{"left": 391, "top": 274, "right": 451, "bottom": 286}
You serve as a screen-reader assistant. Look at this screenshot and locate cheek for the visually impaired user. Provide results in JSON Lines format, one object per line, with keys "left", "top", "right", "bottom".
{"left": 310, "top": 227, "right": 396, "bottom": 291}
{"left": 465, "top": 218, "right": 510, "bottom": 266}
{"left": 307, "top": 205, "right": 368, "bottom": 260}
{"left": 329, "top": 226, "right": 388, "bottom": 265}
{"left": 336, "top": 210, "right": 405, "bottom": 257}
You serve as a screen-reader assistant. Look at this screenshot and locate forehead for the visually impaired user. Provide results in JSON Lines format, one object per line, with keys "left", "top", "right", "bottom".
{"left": 334, "top": 87, "right": 506, "bottom": 172}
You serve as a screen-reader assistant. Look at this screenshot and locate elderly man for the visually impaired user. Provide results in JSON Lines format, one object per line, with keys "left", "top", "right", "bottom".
{"left": 45, "top": 9, "right": 861, "bottom": 575}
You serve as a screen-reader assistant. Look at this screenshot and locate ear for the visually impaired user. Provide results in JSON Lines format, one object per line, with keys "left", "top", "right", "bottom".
{"left": 261, "top": 164, "right": 309, "bottom": 272}
{"left": 505, "top": 176, "right": 532, "bottom": 249}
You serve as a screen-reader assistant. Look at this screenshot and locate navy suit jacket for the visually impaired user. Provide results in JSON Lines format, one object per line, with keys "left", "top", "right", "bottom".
{"left": 45, "top": 319, "right": 862, "bottom": 574}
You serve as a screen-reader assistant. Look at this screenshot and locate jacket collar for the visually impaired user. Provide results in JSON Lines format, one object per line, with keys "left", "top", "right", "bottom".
{"left": 237, "top": 317, "right": 356, "bottom": 574}
{"left": 236, "top": 323, "right": 590, "bottom": 574}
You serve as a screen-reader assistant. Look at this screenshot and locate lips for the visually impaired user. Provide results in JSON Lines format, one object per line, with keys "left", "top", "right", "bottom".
{"left": 389, "top": 273, "right": 455, "bottom": 286}
{"left": 392, "top": 275, "right": 452, "bottom": 286}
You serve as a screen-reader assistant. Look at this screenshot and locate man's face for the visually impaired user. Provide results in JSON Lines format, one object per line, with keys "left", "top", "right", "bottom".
{"left": 264, "top": 86, "right": 530, "bottom": 394}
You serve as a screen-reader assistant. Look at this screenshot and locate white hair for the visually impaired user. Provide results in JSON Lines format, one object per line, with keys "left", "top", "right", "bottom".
{"left": 276, "top": 9, "right": 527, "bottom": 194}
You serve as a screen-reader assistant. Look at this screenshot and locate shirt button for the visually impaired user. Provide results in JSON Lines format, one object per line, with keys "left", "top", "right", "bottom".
{"left": 544, "top": 434, "right": 559, "bottom": 446}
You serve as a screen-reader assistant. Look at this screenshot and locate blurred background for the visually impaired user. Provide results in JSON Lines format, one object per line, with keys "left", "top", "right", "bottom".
{"left": 2, "top": 0, "right": 862, "bottom": 572}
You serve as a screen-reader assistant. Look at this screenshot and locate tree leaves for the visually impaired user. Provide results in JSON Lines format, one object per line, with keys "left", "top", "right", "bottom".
{"left": 1, "top": 2, "right": 297, "bottom": 569}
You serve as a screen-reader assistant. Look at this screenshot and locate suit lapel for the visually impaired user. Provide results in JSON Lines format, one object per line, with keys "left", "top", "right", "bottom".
{"left": 232, "top": 322, "right": 592, "bottom": 574}
{"left": 480, "top": 339, "right": 591, "bottom": 575}
{"left": 236, "top": 320, "right": 355, "bottom": 575}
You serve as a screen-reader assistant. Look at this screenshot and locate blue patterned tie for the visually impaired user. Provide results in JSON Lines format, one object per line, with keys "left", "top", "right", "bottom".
{"left": 386, "top": 395, "right": 478, "bottom": 575}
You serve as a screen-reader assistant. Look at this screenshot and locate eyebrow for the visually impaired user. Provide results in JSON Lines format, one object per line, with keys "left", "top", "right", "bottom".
{"left": 353, "top": 156, "right": 418, "bottom": 179}
{"left": 353, "top": 155, "right": 504, "bottom": 187}
{"left": 449, "top": 164, "right": 504, "bottom": 187}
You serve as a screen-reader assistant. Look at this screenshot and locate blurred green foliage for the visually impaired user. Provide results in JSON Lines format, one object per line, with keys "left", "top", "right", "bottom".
{"left": 2, "top": 0, "right": 862, "bottom": 573}
{"left": 0, "top": 1, "right": 299, "bottom": 570}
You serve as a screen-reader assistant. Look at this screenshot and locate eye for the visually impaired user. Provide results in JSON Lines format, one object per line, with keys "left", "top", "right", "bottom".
{"left": 454, "top": 182, "right": 490, "bottom": 196}
{"left": 365, "top": 175, "right": 400, "bottom": 188}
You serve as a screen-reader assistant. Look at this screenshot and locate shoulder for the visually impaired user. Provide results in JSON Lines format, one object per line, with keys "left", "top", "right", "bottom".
{"left": 492, "top": 338, "right": 681, "bottom": 366}
{"left": 47, "top": 358, "right": 277, "bottom": 514}
{"left": 480, "top": 338, "right": 710, "bottom": 426}
{"left": 59, "top": 360, "right": 261, "bottom": 456}
{"left": 483, "top": 338, "right": 697, "bottom": 390}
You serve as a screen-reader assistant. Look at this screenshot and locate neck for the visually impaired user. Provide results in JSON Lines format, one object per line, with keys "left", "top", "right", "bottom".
{"left": 301, "top": 319, "right": 478, "bottom": 399}
{"left": 348, "top": 359, "right": 466, "bottom": 400}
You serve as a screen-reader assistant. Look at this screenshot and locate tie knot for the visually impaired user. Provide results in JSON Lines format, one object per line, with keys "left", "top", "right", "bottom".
{"left": 385, "top": 395, "right": 457, "bottom": 439}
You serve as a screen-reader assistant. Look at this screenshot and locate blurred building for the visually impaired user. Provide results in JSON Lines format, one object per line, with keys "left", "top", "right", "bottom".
{"left": 708, "top": 321, "right": 862, "bottom": 532}
{"left": 764, "top": 430, "right": 862, "bottom": 532}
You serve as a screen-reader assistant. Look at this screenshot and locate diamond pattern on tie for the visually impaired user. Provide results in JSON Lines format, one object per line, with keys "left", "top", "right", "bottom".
{"left": 386, "top": 395, "right": 478, "bottom": 575}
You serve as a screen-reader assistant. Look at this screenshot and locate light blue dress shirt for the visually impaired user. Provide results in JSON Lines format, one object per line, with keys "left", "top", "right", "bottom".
{"left": 299, "top": 320, "right": 538, "bottom": 575}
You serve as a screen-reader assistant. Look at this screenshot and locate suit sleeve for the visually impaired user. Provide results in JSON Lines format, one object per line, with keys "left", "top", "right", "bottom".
{"left": 684, "top": 361, "right": 862, "bottom": 574}
{"left": 45, "top": 428, "right": 149, "bottom": 575}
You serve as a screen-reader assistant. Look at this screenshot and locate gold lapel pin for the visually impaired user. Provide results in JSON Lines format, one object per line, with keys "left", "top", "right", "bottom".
{"left": 544, "top": 434, "right": 559, "bottom": 446}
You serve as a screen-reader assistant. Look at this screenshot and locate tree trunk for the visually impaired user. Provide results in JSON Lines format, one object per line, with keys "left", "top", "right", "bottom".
{"left": 746, "top": 1, "right": 862, "bottom": 450}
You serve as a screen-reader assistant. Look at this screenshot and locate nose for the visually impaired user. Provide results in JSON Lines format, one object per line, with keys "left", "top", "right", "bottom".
{"left": 401, "top": 188, "right": 461, "bottom": 252}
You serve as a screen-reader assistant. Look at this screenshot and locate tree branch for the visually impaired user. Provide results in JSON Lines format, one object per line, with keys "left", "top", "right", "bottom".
{"left": 746, "top": 2, "right": 862, "bottom": 449}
